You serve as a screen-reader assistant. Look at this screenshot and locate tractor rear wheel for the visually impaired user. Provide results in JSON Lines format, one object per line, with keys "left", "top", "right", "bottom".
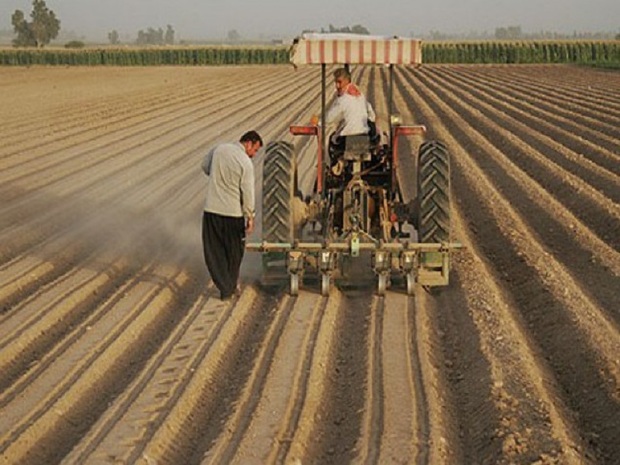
{"left": 263, "top": 141, "right": 297, "bottom": 244}
{"left": 417, "top": 140, "right": 450, "bottom": 243}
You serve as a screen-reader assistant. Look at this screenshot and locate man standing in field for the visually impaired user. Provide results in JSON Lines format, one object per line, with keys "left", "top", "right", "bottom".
{"left": 201, "top": 130, "right": 263, "bottom": 300}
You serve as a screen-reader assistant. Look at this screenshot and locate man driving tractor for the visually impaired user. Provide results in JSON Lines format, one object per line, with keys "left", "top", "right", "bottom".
{"left": 319, "top": 67, "right": 378, "bottom": 170}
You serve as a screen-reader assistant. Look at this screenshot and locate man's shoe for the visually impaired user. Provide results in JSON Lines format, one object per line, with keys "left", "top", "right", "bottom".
{"left": 220, "top": 293, "right": 233, "bottom": 301}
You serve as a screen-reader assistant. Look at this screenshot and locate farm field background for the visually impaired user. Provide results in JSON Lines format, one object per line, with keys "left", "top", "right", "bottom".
{"left": 0, "top": 63, "right": 618, "bottom": 464}
{"left": 1, "top": 40, "right": 618, "bottom": 66}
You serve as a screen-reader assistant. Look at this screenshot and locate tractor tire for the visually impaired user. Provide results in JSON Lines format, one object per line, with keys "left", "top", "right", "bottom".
{"left": 263, "top": 141, "right": 297, "bottom": 244}
{"left": 417, "top": 140, "right": 450, "bottom": 243}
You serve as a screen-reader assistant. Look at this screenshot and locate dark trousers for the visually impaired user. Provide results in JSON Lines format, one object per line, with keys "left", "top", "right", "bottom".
{"left": 202, "top": 211, "right": 245, "bottom": 297}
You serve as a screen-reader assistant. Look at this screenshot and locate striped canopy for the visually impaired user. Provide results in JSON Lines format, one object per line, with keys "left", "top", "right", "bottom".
{"left": 290, "top": 33, "right": 422, "bottom": 66}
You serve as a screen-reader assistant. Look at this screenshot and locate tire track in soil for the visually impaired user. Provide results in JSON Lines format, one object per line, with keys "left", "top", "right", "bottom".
{"left": 358, "top": 292, "right": 435, "bottom": 465}
{"left": 396, "top": 67, "right": 620, "bottom": 463}
{"left": 297, "top": 289, "right": 369, "bottom": 464}
{"left": 60, "top": 284, "right": 242, "bottom": 464}
{"left": 201, "top": 291, "right": 328, "bottom": 464}
{"left": 133, "top": 287, "right": 280, "bottom": 465}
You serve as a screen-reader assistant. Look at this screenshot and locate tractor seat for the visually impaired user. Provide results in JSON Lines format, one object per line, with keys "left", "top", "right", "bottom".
{"left": 343, "top": 134, "right": 372, "bottom": 161}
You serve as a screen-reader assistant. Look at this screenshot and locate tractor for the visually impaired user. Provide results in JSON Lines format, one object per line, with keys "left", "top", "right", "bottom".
{"left": 246, "top": 33, "right": 461, "bottom": 295}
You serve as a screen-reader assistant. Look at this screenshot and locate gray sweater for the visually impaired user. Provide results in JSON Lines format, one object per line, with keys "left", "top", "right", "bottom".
{"left": 202, "top": 142, "right": 255, "bottom": 218}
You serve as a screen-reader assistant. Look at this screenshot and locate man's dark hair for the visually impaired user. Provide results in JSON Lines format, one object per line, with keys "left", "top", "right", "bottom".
{"left": 240, "top": 130, "right": 263, "bottom": 147}
{"left": 333, "top": 67, "right": 351, "bottom": 81}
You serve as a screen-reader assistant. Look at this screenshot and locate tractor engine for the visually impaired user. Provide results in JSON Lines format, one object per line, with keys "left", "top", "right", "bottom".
{"left": 324, "top": 134, "right": 391, "bottom": 240}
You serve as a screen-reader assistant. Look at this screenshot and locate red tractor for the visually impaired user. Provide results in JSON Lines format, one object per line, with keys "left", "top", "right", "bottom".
{"left": 247, "top": 33, "right": 461, "bottom": 295}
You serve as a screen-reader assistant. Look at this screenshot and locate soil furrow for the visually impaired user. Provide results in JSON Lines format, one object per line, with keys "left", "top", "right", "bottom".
{"left": 356, "top": 296, "right": 384, "bottom": 464}
{"left": 469, "top": 65, "right": 620, "bottom": 112}
{"left": 0, "top": 71, "right": 318, "bottom": 275}
{"left": 137, "top": 287, "right": 278, "bottom": 464}
{"left": 200, "top": 292, "right": 297, "bottom": 464}
{"left": 403, "top": 65, "right": 620, "bottom": 341}
{"left": 0, "top": 67, "right": 202, "bottom": 130}
{"left": 429, "top": 66, "right": 620, "bottom": 177}
{"left": 283, "top": 291, "right": 343, "bottom": 464}
{"left": 396, "top": 66, "right": 620, "bottom": 462}
{"left": 62, "top": 286, "right": 229, "bottom": 464}
{"left": 3, "top": 68, "right": 316, "bottom": 200}
{"left": 442, "top": 66, "right": 620, "bottom": 145}
{"left": 206, "top": 292, "right": 326, "bottom": 464}
{"left": 451, "top": 170, "right": 620, "bottom": 463}
{"left": 0, "top": 258, "right": 135, "bottom": 407}
{"left": 0, "top": 266, "right": 193, "bottom": 464}
{"left": 433, "top": 214, "right": 588, "bottom": 463}
{"left": 377, "top": 293, "right": 429, "bottom": 465}
{"left": 0, "top": 67, "right": 279, "bottom": 155}
{"left": 400, "top": 68, "right": 620, "bottom": 268}
{"left": 409, "top": 67, "right": 620, "bottom": 214}
{"left": 301, "top": 289, "right": 370, "bottom": 464}
{"left": 0, "top": 80, "right": 208, "bottom": 151}
{"left": 397, "top": 70, "right": 620, "bottom": 312}
{"left": 0, "top": 253, "right": 120, "bottom": 354}
{"left": 0, "top": 69, "right": 290, "bottom": 184}
{"left": 0, "top": 64, "right": 617, "bottom": 465}
{"left": 0, "top": 67, "right": 272, "bottom": 137}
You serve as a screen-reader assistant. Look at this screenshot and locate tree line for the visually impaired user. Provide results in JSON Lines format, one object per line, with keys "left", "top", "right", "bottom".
{"left": 108, "top": 26, "right": 175, "bottom": 46}
{"left": 8, "top": 2, "right": 618, "bottom": 47}
{"left": 10, "top": 0, "right": 176, "bottom": 48}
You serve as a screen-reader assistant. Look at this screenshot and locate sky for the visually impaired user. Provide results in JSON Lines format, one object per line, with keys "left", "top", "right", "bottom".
{"left": 1, "top": 0, "right": 619, "bottom": 42}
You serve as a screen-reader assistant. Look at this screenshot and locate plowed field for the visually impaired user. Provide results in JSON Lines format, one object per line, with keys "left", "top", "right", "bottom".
{"left": 0, "top": 64, "right": 618, "bottom": 465}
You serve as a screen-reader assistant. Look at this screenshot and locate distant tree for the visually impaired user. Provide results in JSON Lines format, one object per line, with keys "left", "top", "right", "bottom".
{"left": 616, "top": 32, "right": 620, "bottom": 40}
{"left": 11, "top": 11, "right": 34, "bottom": 46}
{"left": 11, "top": 0, "right": 60, "bottom": 47}
{"left": 165, "top": 25, "right": 175, "bottom": 45}
{"left": 227, "top": 29, "right": 241, "bottom": 42}
{"left": 321, "top": 24, "right": 370, "bottom": 35}
{"left": 108, "top": 29, "right": 120, "bottom": 45}
{"left": 136, "top": 27, "right": 164, "bottom": 45}
{"left": 64, "top": 40, "right": 84, "bottom": 48}
{"left": 350, "top": 24, "right": 370, "bottom": 35}
{"left": 495, "top": 25, "right": 522, "bottom": 40}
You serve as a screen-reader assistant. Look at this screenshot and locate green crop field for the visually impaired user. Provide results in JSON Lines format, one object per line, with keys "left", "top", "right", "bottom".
{"left": 0, "top": 41, "right": 618, "bottom": 66}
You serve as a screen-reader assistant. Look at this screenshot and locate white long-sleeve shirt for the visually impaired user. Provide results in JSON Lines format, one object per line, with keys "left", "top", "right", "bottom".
{"left": 202, "top": 142, "right": 255, "bottom": 218}
{"left": 326, "top": 91, "right": 376, "bottom": 136}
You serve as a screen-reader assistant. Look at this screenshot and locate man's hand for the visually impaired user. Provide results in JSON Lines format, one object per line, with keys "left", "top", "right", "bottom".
{"left": 245, "top": 216, "right": 255, "bottom": 235}
{"left": 310, "top": 114, "right": 319, "bottom": 126}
